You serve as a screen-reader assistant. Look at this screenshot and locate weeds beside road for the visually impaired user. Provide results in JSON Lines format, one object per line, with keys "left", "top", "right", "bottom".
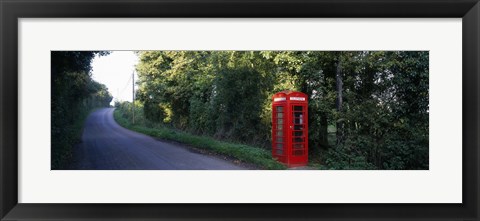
{"left": 113, "top": 109, "right": 286, "bottom": 170}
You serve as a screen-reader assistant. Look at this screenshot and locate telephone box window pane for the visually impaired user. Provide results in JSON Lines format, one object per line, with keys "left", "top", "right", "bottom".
{"left": 293, "top": 131, "right": 303, "bottom": 136}
{"left": 277, "top": 112, "right": 283, "bottom": 118}
{"left": 276, "top": 149, "right": 283, "bottom": 155}
{"left": 294, "top": 125, "right": 303, "bottom": 130}
{"left": 277, "top": 124, "right": 283, "bottom": 130}
{"left": 276, "top": 137, "right": 283, "bottom": 142}
{"left": 294, "top": 118, "right": 303, "bottom": 124}
{"left": 276, "top": 143, "right": 283, "bottom": 148}
{"left": 293, "top": 143, "right": 303, "bottom": 149}
{"left": 294, "top": 113, "right": 303, "bottom": 118}
{"left": 276, "top": 131, "right": 283, "bottom": 136}
{"left": 276, "top": 106, "right": 284, "bottom": 112}
{"left": 294, "top": 137, "right": 304, "bottom": 142}
{"left": 294, "top": 106, "right": 303, "bottom": 111}
{"left": 277, "top": 119, "right": 283, "bottom": 124}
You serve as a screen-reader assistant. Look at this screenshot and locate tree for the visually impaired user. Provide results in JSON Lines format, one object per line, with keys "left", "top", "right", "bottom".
{"left": 51, "top": 51, "right": 111, "bottom": 169}
{"left": 133, "top": 50, "right": 429, "bottom": 169}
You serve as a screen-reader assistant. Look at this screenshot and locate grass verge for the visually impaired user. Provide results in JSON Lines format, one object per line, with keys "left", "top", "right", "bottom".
{"left": 113, "top": 109, "right": 286, "bottom": 170}
{"left": 52, "top": 107, "right": 99, "bottom": 169}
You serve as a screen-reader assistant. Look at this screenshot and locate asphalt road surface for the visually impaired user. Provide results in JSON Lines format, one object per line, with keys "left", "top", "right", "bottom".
{"left": 70, "top": 108, "right": 245, "bottom": 170}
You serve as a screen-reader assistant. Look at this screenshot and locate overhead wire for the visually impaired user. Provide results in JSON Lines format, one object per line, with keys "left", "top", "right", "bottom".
{"left": 117, "top": 74, "right": 133, "bottom": 101}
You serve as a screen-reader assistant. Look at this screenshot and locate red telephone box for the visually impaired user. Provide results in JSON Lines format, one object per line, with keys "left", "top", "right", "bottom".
{"left": 272, "top": 91, "right": 308, "bottom": 167}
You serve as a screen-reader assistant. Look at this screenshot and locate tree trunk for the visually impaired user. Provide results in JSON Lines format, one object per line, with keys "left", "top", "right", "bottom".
{"left": 336, "top": 54, "right": 344, "bottom": 145}
{"left": 319, "top": 113, "right": 329, "bottom": 147}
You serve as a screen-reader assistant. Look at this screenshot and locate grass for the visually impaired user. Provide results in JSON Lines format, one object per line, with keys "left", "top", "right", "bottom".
{"left": 113, "top": 109, "right": 286, "bottom": 170}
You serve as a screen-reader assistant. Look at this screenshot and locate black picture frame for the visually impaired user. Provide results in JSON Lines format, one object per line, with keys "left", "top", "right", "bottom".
{"left": 1, "top": 0, "right": 479, "bottom": 220}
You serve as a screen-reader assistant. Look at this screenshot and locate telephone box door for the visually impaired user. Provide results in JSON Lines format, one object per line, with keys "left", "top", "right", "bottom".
{"left": 290, "top": 104, "right": 308, "bottom": 165}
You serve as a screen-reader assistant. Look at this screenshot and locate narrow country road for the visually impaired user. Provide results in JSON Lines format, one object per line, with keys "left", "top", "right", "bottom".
{"left": 70, "top": 108, "right": 245, "bottom": 170}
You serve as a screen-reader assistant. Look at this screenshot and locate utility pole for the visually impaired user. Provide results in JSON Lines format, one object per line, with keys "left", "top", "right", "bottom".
{"left": 116, "top": 88, "right": 119, "bottom": 104}
{"left": 132, "top": 71, "right": 135, "bottom": 124}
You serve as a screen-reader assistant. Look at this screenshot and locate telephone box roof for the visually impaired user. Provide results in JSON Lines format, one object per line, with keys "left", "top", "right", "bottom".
{"left": 273, "top": 91, "right": 308, "bottom": 98}
{"left": 272, "top": 91, "right": 308, "bottom": 102}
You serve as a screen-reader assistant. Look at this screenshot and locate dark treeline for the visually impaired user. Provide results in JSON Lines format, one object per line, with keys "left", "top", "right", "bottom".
{"left": 51, "top": 51, "right": 113, "bottom": 169}
{"left": 124, "top": 51, "right": 428, "bottom": 170}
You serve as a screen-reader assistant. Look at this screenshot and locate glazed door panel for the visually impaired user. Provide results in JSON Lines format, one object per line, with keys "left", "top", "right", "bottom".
{"left": 291, "top": 105, "right": 307, "bottom": 158}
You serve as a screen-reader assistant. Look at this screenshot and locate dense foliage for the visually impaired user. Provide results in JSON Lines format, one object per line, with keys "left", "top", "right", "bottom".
{"left": 51, "top": 51, "right": 113, "bottom": 169}
{"left": 132, "top": 51, "right": 428, "bottom": 170}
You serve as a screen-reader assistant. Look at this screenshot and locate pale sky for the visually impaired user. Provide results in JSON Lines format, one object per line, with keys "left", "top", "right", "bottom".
{"left": 91, "top": 51, "right": 139, "bottom": 103}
